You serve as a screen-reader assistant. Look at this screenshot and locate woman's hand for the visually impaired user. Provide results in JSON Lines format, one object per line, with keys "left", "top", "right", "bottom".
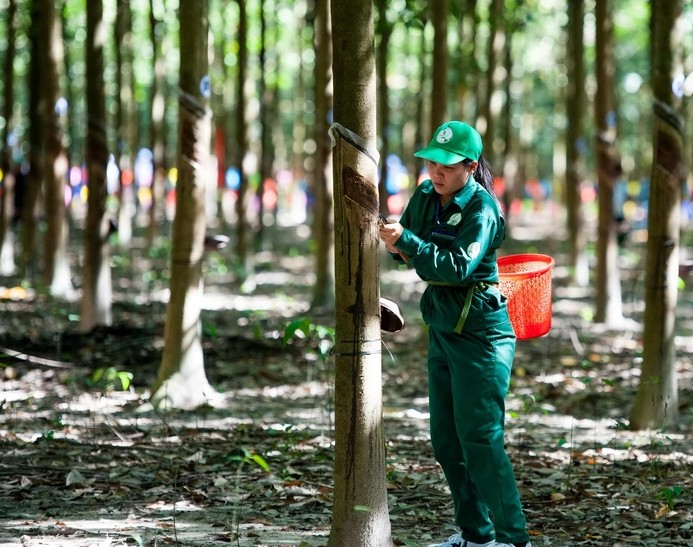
{"left": 379, "top": 220, "right": 410, "bottom": 265}
{"left": 379, "top": 220, "right": 403, "bottom": 249}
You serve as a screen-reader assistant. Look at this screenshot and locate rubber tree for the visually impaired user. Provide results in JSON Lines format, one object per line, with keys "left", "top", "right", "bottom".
{"left": 375, "top": 0, "right": 393, "bottom": 219}
{"left": 429, "top": 0, "right": 448, "bottom": 132}
{"left": 151, "top": 0, "right": 216, "bottom": 410}
{"left": 147, "top": 0, "right": 168, "bottom": 247}
{"left": 479, "top": 0, "right": 503, "bottom": 160}
{"left": 311, "top": 0, "right": 335, "bottom": 311}
{"left": 114, "top": 1, "right": 137, "bottom": 248}
{"left": 630, "top": 0, "right": 684, "bottom": 430}
{"left": 0, "top": 0, "right": 17, "bottom": 275}
{"left": 80, "top": 0, "right": 113, "bottom": 331}
{"left": 593, "top": 0, "right": 624, "bottom": 326}
{"left": 327, "top": 0, "right": 394, "bottom": 544}
{"left": 40, "top": 0, "right": 72, "bottom": 298}
{"left": 20, "top": 0, "right": 44, "bottom": 281}
{"left": 565, "top": 0, "right": 589, "bottom": 286}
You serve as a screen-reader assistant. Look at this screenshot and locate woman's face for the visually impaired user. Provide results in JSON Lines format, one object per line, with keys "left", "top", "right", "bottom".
{"left": 427, "top": 160, "right": 476, "bottom": 203}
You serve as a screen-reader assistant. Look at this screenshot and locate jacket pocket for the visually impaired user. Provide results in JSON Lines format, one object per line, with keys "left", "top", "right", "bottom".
{"left": 420, "top": 286, "right": 468, "bottom": 332}
{"left": 463, "top": 286, "right": 510, "bottom": 332}
{"left": 421, "top": 285, "right": 510, "bottom": 333}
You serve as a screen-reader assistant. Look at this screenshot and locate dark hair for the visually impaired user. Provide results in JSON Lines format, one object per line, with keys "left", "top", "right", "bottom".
{"left": 464, "top": 155, "right": 503, "bottom": 215}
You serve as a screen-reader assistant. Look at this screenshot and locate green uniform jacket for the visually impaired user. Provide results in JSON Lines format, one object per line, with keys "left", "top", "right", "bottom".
{"left": 392, "top": 177, "right": 511, "bottom": 334}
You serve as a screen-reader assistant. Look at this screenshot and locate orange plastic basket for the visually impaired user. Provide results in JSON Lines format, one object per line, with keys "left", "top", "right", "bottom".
{"left": 498, "top": 253, "right": 554, "bottom": 340}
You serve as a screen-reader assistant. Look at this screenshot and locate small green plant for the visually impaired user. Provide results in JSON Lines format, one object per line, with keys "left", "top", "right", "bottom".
{"left": 90, "top": 367, "right": 133, "bottom": 391}
{"left": 50, "top": 305, "right": 79, "bottom": 324}
{"left": 283, "top": 317, "right": 335, "bottom": 362}
{"left": 202, "top": 322, "right": 219, "bottom": 338}
{"left": 206, "top": 253, "right": 229, "bottom": 275}
{"left": 658, "top": 486, "right": 684, "bottom": 509}
{"left": 609, "top": 418, "right": 630, "bottom": 431}
{"left": 283, "top": 317, "right": 336, "bottom": 432}
{"left": 225, "top": 447, "right": 271, "bottom": 473}
{"left": 226, "top": 447, "right": 271, "bottom": 541}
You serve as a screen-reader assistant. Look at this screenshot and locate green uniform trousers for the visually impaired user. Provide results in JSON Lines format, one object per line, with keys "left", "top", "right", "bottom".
{"left": 427, "top": 322, "right": 530, "bottom": 545}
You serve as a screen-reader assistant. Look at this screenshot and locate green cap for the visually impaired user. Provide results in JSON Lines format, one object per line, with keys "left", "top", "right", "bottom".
{"left": 414, "top": 121, "right": 483, "bottom": 165}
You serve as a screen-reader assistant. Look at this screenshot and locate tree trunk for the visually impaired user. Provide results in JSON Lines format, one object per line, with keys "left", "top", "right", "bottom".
{"left": 148, "top": 0, "right": 167, "bottom": 247}
{"left": 291, "top": 3, "right": 307, "bottom": 187}
{"left": 0, "top": 0, "right": 17, "bottom": 275}
{"left": 480, "top": 0, "right": 504, "bottom": 159}
{"left": 151, "top": 0, "right": 215, "bottom": 411}
{"left": 255, "top": 0, "right": 270, "bottom": 251}
{"left": 40, "top": 0, "right": 72, "bottom": 298}
{"left": 328, "top": 1, "right": 393, "bottom": 544}
{"left": 594, "top": 0, "right": 623, "bottom": 326}
{"left": 80, "top": 0, "right": 112, "bottom": 331}
{"left": 311, "top": 0, "right": 335, "bottom": 311}
{"left": 412, "top": 21, "right": 427, "bottom": 179}
{"left": 60, "top": 1, "right": 80, "bottom": 169}
{"left": 500, "top": 13, "right": 517, "bottom": 219}
{"left": 453, "top": 0, "right": 478, "bottom": 121}
{"left": 20, "top": 0, "right": 44, "bottom": 281}
{"left": 630, "top": 0, "right": 683, "bottom": 430}
{"left": 328, "top": 123, "right": 393, "bottom": 547}
{"left": 115, "top": 1, "right": 137, "bottom": 248}
{"left": 565, "top": 0, "right": 589, "bottom": 286}
{"left": 234, "top": 0, "right": 253, "bottom": 286}
{"left": 429, "top": 0, "right": 448, "bottom": 132}
{"left": 469, "top": 0, "right": 482, "bottom": 123}
{"left": 376, "top": 0, "right": 392, "bottom": 219}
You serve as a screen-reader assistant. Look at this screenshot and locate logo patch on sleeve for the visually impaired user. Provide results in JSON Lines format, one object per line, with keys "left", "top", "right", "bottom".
{"left": 467, "top": 241, "right": 481, "bottom": 259}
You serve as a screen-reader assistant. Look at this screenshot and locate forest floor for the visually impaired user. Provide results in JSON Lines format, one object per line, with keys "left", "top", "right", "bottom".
{"left": 1, "top": 206, "right": 692, "bottom": 547}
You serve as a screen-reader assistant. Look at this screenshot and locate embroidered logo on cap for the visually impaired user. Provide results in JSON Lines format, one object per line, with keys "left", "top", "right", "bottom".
{"left": 436, "top": 128, "right": 454, "bottom": 144}
{"left": 467, "top": 241, "right": 481, "bottom": 259}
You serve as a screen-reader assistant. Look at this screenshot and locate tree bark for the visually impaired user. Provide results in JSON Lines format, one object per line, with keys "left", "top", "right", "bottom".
{"left": 500, "top": 10, "right": 517, "bottom": 219}
{"left": 147, "top": 0, "right": 167, "bottom": 247}
{"left": 40, "top": 0, "right": 72, "bottom": 298}
{"left": 630, "top": 0, "right": 683, "bottom": 430}
{"left": 480, "top": 0, "right": 504, "bottom": 159}
{"left": 376, "top": 0, "right": 392, "bottom": 219}
{"left": 429, "top": 0, "right": 448, "bottom": 132}
{"left": 115, "top": 1, "right": 137, "bottom": 248}
{"left": 311, "top": 0, "right": 335, "bottom": 311}
{"left": 328, "top": 123, "right": 393, "bottom": 547}
{"left": 328, "top": 0, "right": 393, "bottom": 543}
{"left": 80, "top": 0, "right": 112, "bottom": 331}
{"left": 0, "top": 0, "right": 17, "bottom": 275}
{"left": 412, "top": 21, "right": 427, "bottom": 179}
{"left": 594, "top": 0, "right": 623, "bottom": 325}
{"left": 565, "top": 0, "right": 589, "bottom": 286}
{"left": 151, "top": 0, "right": 215, "bottom": 411}
{"left": 20, "top": 0, "right": 44, "bottom": 281}
{"left": 255, "top": 0, "right": 271, "bottom": 251}
{"left": 234, "top": 0, "right": 253, "bottom": 287}
{"left": 453, "top": 0, "right": 478, "bottom": 121}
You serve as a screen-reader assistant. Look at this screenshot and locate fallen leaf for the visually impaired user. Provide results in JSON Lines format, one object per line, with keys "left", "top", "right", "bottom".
{"left": 654, "top": 504, "right": 671, "bottom": 519}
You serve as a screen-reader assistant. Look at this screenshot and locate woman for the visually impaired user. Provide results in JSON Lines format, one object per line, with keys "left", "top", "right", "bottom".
{"left": 379, "top": 121, "right": 532, "bottom": 547}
